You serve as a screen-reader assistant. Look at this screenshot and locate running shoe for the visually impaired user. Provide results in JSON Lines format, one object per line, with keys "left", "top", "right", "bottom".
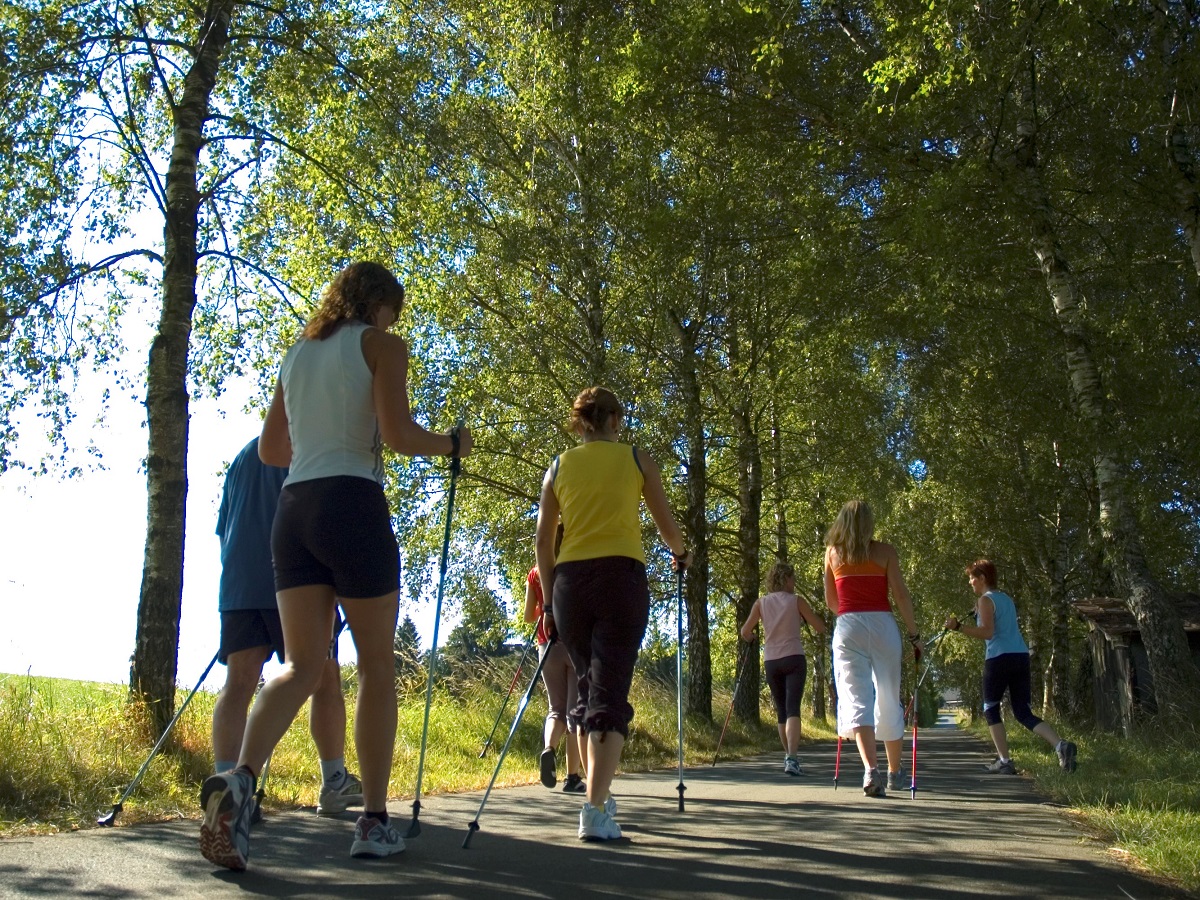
{"left": 862, "top": 767, "right": 886, "bottom": 797}
{"left": 604, "top": 794, "right": 617, "bottom": 816}
{"left": 886, "top": 767, "right": 908, "bottom": 792}
{"left": 350, "top": 816, "right": 406, "bottom": 858}
{"left": 984, "top": 757, "right": 1017, "bottom": 775}
{"left": 1056, "top": 741, "right": 1078, "bottom": 773}
{"left": 540, "top": 747, "right": 557, "bottom": 788}
{"left": 562, "top": 773, "right": 586, "bottom": 793}
{"left": 783, "top": 756, "right": 803, "bottom": 777}
{"left": 578, "top": 803, "right": 622, "bottom": 841}
{"left": 317, "top": 772, "right": 364, "bottom": 816}
{"left": 200, "top": 769, "right": 255, "bottom": 871}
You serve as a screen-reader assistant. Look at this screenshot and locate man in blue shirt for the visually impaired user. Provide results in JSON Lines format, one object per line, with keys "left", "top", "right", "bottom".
{"left": 211, "top": 437, "right": 362, "bottom": 817}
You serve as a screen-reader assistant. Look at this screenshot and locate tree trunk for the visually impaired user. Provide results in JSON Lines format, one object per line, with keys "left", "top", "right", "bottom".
{"left": 671, "top": 312, "right": 712, "bottom": 721}
{"left": 732, "top": 400, "right": 762, "bottom": 724}
{"left": 1153, "top": 2, "right": 1200, "bottom": 279}
{"left": 1010, "top": 49, "right": 1200, "bottom": 718}
{"left": 129, "top": 0, "right": 235, "bottom": 735}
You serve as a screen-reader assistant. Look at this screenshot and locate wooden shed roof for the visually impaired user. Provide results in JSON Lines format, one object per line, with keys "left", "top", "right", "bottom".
{"left": 1072, "top": 594, "right": 1200, "bottom": 637}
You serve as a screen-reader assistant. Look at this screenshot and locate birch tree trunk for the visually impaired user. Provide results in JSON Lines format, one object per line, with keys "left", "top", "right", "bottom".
{"left": 732, "top": 399, "right": 763, "bottom": 724}
{"left": 129, "top": 0, "right": 235, "bottom": 735}
{"left": 1010, "top": 49, "right": 1200, "bottom": 718}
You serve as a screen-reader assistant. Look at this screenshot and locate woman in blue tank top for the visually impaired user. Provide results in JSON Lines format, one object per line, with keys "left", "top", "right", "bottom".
{"left": 945, "top": 560, "right": 1077, "bottom": 775}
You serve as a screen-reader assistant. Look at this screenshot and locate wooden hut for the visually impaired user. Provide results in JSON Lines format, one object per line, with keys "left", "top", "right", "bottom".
{"left": 1072, "top": 594, "right": 1200, "bottom": 735}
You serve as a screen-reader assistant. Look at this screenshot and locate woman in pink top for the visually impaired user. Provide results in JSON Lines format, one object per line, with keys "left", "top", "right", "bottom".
{"left": 824, "top": 500, "right": 920, "bottom": 798}
{"left": 740, "top": 561, "right": 827, "bottom": 776}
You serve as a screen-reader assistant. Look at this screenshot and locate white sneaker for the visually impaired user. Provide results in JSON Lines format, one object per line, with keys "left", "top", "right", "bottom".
{"left": 578, "top": 803, "right": 622, "bottom": 841}
{"left": 604, "top": 794, "right": 617, "bottom": 816}
{"left": 784, "top": 756, "right": 803, "bottom": 776}
{"left": 318, "top": 772, "right": 364, "bottom": 816}
{"left": 862, "top": 767, "right": 885, "bottom": 797}
{"left": 350, "top": 816, "right": 406, "bottom": 858}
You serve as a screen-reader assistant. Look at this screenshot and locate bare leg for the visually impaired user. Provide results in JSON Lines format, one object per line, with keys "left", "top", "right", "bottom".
{"left": 989, "top": 721, "right": 1011, "bottom": 759}
{"left": 238, "top": 588, "right": 335, "bottom": 775}
{"left": 883, "top": 738, "right": 903, "bottom": 772}
{"left": 212, "top": 646, "right": 270, "bottom": 769}
{"left": 565, "top": 726, "right": 582, "bottom": 777}
{"left": 776, "top": 723, "right": 787, "bottom": 753}
{"left": 585, "top": 731, "right": 624, "bottom": 809}
{"left": 784, "top": 717, "right": 802, "bottom": 756}
{"left": 853, "top": 726, "right": 878, "bottom": 769}
{"left": 339, "top": 591, "right": 400, "bottom": 811}
{"left": 309, "top": 657, "right": 347, "bottom": 763}
{"left": 576, "top": 729, "right": 590, "bottom": 780}
{"left": 543, "top": 715, "right": 567, "bottom": 754}
{"left": 1032, "top": 721, "right": 1062, "bottom": 748}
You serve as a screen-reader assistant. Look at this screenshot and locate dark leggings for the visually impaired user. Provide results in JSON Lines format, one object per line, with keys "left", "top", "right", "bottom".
{"left": 553, "top": 556, "right": 650, "bottom": 738}
{"left": 982, "top": 652, "right": 1042, "bottom": 730}
{"left": 764, "top": 654, "right": 807, "bottom": 723}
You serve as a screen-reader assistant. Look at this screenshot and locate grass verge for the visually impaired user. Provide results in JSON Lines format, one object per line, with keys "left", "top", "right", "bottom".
{"left": 962, "top": 716, "right": 1200, "bottom": 895}
{"left": 0, "top": 665, "right": 810, "bottom": 837}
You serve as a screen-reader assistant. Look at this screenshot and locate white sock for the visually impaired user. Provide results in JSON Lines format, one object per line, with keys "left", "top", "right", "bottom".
{"left": 320, "top": 757, "right": 346, "bottom": 787}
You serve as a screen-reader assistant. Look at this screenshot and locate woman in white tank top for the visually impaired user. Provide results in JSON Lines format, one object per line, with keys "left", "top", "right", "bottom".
{"left": 199, "top": 262, "right": 473, "bottom": 870}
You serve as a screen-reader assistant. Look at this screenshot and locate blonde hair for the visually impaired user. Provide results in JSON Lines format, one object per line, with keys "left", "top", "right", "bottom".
{"left": 302, "top": 262, "right": 405, "bottom": 341}
{"left": 766, "top": 561, "right": 795, "bottom": 593}
{"left": 825, "top": 500, "right": 875, "bottom": 565}
{"left": 569, "top": 386, "right": 624, "bottom": 435}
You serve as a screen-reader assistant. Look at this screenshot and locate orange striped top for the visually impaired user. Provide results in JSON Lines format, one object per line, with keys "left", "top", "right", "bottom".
{"left": 832, "top": 560, "right": 891, "bottom": 615}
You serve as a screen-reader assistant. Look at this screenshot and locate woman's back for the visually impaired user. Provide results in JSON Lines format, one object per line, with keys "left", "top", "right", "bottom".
{"left": 553, "top": 441, "right": 645, "bottom": 564}
{"left": 281, "top": 321, "right": 382, "bottom": 486}
{"left": 759, "top": 592, "right": 805, "bottom": 660}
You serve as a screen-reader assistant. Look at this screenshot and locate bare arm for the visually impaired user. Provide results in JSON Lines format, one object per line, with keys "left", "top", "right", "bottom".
{"left": 365, "top": 328, "right": 473, "bottom": 458}
{"left": 259, "top": 378, "right": 292, "bottom": 467}
{"left": 950, "top": 594, "right": 995, "bottom": 640}
{"left": 823, "top": 548, "right": 839, "bottom": 615}
{"left": 523, "top": 575, "right": 540, "bottom": 625}
{"left": 882, "top": 542, "right": 918, "bottom": 636}
{"left": 535, "top": 468, "right": 560, "bottom": 610}
{"left": 740, "top": 601, "right": 762, "bottom": 641}
{"left": 636, "top": 448, "right": 689, "bottom": 563}
{"left": 796, "top": 593, "right": 827, "bottom": 634}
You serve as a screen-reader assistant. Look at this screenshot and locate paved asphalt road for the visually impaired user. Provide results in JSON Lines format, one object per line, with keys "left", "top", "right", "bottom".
{"left": 0, "top": 721, "right": 1185, "bottom": 899}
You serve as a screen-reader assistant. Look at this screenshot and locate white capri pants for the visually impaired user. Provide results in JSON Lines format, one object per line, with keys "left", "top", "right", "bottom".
{"left": 833, "top": 611, "right": 905, "bottom": 742}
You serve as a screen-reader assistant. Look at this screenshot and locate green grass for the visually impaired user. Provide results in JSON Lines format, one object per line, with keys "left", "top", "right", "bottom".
{"left": 0, "top": 664, "right": 796, "bottom": 836}
{"left": 963, "top": 716, "right": 1200, "bottom": 894}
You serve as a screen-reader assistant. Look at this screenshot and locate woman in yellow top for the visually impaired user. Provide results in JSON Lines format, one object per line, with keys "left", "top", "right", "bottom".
{"left": 535, "top": 387, "right": 690, "bottom": 842}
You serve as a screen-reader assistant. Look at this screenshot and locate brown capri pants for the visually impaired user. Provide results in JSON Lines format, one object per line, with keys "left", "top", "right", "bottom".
{"left": 552, "top": 556, "right": 650, "bottom": 737}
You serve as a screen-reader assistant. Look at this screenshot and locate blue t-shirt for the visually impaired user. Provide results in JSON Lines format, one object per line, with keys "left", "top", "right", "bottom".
{"left": 216, "top": 438, "right": 287, "bottom": 611}
{"left": 980, "top": 590, "right": 1029, "bottom": 659}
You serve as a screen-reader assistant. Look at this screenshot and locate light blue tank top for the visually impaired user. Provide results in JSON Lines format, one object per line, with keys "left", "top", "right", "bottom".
{"left": 280, "top": 321, "right": 384, "bottom": 486}
{"left": 981, "top": 590, "right": 1028, "bottom": 659}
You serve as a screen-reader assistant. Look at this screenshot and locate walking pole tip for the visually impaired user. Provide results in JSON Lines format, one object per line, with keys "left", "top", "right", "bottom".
{"left": 462, "top": 820, "right": 479, "bottom": 848}
{"left": 404, "top": 799, "right": 422, "bottom": 839}
{"left": 96, "top": 803, "right": 121, "bottom": 827}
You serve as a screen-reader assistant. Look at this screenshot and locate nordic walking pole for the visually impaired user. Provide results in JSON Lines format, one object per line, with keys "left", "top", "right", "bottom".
{"left": 834, "top": 736, "right": 842, "bottom": 790}
{"left": 675, "top": 566, "right": 686, "bottom": 812}
{"left": 479, "top": 636, "right": 535, "bottom": 758}
{"left": 463, "top": 635, "right": 556, "bottom": 848}
{"left": 906, "top": 622, "right": 959, "bottom": 799}
{"left": 712, "top": 652, "right": 746, "bottom": 767}
{"left": 406, "top": 424, "right": 463, "bottom": 840}
{"left": 98, "top": 650, "right": 220, "bottom": 826}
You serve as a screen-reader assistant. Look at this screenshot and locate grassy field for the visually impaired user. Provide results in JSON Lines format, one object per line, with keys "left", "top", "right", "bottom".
{"left": 961, "top": 716, "right": 1200, "bottom": 895}
{"left": 5, "top": 668, "right": 1195, "bottom": 894}
{"left": 0, "top": 662, "right": 796, "bottom": 836}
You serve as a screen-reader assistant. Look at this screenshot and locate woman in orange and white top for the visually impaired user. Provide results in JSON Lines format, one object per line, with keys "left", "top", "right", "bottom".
{"left": 824, "top": 500, "right": 919, "bottom": 798}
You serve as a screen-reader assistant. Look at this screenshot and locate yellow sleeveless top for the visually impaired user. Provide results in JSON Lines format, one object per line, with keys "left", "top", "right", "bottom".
{"left": 553, "top": 441, "right": 646, "bottom": 564}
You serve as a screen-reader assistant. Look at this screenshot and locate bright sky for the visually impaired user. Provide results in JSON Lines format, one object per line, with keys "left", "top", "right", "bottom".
{"left": 0, "top": 368, "right": 444, "bottom": 692}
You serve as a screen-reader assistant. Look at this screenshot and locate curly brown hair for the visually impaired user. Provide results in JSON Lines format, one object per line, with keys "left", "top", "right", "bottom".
{"left": 302, "top": 262, "right": 405, "bottom": 341}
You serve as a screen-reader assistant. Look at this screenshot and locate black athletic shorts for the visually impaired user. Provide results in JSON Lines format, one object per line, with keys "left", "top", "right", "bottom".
{"left": 218, "top": 609, "right": 285, "bottom": 665}
{"left": 553, "top": 556, "right": 650, "bottom": 737}
{"left": 271, "top": 475, "right": 399, "bottom": 598}
{"left": 764, "top": 653, "right": 807, "bottom": 723}
{"left": 218, "top": 610, "right": 343, "bottom": 665}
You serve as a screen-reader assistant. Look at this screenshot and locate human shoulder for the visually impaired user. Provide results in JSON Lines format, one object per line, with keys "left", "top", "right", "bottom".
{"left": 870, "top": 540, "right": 898, "bottom": 565}
{"left": 360, "top": 326, "right": 408, "bottom": 371}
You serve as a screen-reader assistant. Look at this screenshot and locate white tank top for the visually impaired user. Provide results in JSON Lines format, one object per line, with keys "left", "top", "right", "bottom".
{"left": 280, "top": 321, "right": 383, "bottom": 486}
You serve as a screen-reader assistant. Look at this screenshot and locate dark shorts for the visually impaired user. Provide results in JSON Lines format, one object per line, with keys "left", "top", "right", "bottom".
{"left": 764, "top": 654, "right": 807, "bottom": 723}
{"left": 982, "top": 652, "right": 1042, "bottom": 730}
{"left": 219, "top": 610, "right": 344, "bottom": 665}
{"left": 552, "top": 556, "right": 650, "bottom": 737}
{"left": 219, "top": 609, "right": 285, "bottom": 665}
{"left": 271, "top": 475, "right": 399, "bottom": 598}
